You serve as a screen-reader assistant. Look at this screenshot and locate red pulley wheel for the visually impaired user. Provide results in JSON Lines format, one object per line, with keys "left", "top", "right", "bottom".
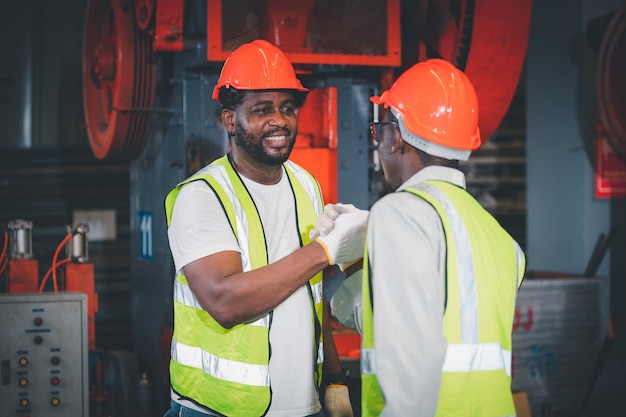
{"left": 134, "top": 0, "right": 155, "bottom": 31}
{"left": 411, "top": 0, "right": 531, "bottom": 143}
{"left": 597, "top": 2, "right": 626, "bottom": 162}
{"left": 82, "top": 0, "right": 156, "bottom": 160}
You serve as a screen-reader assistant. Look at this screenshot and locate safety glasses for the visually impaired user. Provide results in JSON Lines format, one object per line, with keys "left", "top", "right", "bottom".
{"left": 368, "top": 121, "right": 399, "bottom": 142}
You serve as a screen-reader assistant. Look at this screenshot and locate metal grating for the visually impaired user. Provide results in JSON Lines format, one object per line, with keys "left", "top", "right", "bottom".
{"left": 208, "top": 0, "right": 400, "bottom": 66}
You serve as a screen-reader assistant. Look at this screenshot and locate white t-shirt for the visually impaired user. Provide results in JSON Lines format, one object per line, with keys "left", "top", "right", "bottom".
{"left": 168, "top": 171, "right": 320, "bottom": 416}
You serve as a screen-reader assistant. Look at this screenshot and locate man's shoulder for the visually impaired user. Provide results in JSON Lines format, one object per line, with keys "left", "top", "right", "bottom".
{"left": 371, "top": 190, "right": 438, "bottom": 217}
{"left": 284, "top": 160, "right": 320, "bottom": 188}
{"left": 284, "top": 159, "right": 311, "bottom": 175}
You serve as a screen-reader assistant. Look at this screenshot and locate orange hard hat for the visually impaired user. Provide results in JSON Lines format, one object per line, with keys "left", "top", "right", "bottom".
{"left": 212, "top": 39, "right": 308, "bottom": 101}
{"left": 370, "top": 58, "right": 481, "bottom": 160}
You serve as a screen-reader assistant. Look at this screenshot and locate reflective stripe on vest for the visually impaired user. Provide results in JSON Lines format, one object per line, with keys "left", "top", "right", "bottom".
{"left": 442, "top": 343, "right": 512, "bottom": 376}
{"left": 171, "top": 338, "right": 270, "bottom": 386}
{"left": 363, "top": 339, "right": 515, "bottom": 377}
{"left": 361, "top": 180, "right": 524, "bottom": 417}
{"left": 417, "top": 183, "right": 480, "bottom": 345}
{"left": 165, "top": 155, "right": 325, "bottom": 416}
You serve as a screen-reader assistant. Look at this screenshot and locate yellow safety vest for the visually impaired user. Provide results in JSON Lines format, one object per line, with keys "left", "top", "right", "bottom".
{"left": 164, "top": 155, "right": 325, "bottom": 417}
{"left": 361, "top": 180, "right": 526, "bottom": 417}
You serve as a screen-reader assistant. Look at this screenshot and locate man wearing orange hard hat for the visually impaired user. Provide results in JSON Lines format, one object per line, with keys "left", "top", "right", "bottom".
{"left": 164, "top": 40, "right": 363, "bottom": 417}
{"left": 314, "top": 58, "right": 526, "bottom": 416}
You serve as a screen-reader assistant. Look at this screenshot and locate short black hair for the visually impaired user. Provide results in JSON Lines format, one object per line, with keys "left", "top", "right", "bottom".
{"left": 217, "top": 86, "right": 307, "bottom": 111}
{"left": 416, "top": 148, "right": 459, "bottom": 169}
{"left": 218, "top": 86, "right": 247, "bottom": 111}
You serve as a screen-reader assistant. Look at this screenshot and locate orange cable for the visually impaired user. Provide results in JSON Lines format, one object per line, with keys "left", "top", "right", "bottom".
{"left": 51, "top": 233, "right": 73, "bottom": 292}
{"left": 0, "top": 231, "right": 8, "bottom": 265}
{"left": 38, "top": 233, "right": 73, "bottom": 293}
{"left": 0, "top": 233, "right": 8, "bottom": 275}
{"left": 38, "top": 258, "right": 71, "bottom": 292}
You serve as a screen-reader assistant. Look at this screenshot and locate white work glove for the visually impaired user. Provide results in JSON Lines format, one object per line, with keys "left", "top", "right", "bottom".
{"left": 310, "top": 203, "right": 361, "bottom": 239}
{"left": 330, "top": 269, "right": 363, "bottom": 334}
{"left": 313, "top": 206, "right": 368, "bottom": 267}
{"left": 324, "top": 384, "right": 354, "bottom": 417}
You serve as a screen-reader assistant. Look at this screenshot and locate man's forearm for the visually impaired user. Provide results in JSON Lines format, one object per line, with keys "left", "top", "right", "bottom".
{"left": 186, "top": 241, "right": 330, "bottom": 328}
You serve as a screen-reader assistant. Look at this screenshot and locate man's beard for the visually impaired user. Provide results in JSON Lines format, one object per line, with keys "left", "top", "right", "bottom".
{"left": 233, "top": 120, "right": 295, "bottom": 166}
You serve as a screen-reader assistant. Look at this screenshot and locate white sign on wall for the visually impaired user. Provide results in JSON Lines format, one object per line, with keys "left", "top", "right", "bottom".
{"left": 138, "top": 210, "right": 153, "bottom": 260}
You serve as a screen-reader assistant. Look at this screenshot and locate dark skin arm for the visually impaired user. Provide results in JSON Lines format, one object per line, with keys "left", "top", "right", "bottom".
{"left": 323, "top": 261, "right": 363, "bottom": 377}
{"left": 183, "top": 242, "right": 329, "bottom": 328}
{"left": 323, "top": 298, "right": 343, "bottom": 375}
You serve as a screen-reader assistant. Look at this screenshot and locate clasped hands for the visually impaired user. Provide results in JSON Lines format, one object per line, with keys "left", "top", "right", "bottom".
{"left": 310, "top": 203, "right": 369, "bottom": 269}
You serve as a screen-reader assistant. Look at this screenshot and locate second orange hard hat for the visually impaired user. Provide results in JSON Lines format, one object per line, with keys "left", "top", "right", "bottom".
{"left": 212, "top": 40, "right": 308, "bottom": 101}
{"left": 371, "top": 58, "right": 482, "bottom": 160}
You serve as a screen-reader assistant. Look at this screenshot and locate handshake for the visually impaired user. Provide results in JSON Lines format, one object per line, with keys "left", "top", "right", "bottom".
{"left": 310, "top": 203, "right": 369, "bottom": 269}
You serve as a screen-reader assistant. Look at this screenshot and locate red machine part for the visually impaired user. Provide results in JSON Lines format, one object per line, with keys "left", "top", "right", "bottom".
{"left": 153, "top": 0, "right": 184, "bottom": 52}
{"left": 290, "top": 88, "right": 339, "bottom": 203}
{"left": 407, "top": 0, "right": 532, "bottom": 142}
{"left": 208, "top": 0, "right": 402, "bottom": 66}
{"left": 63, "top": 263, "right": 99, "bottom": 350}
{"left": 6, "top": 260, "right": 39, "bottom": 293}
{"left": 597, "top": 2, "right": 626, "bottom": 163}
{"left": 265, "top": 0, "right": 316, "bottom": 53}
{"left": 82, "top": 0, "right": 156, "bottom": 160}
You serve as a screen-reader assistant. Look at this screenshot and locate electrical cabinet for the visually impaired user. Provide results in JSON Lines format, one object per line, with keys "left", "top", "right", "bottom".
{"left": 0, "top": 292, "right": 89, "bottom": 417}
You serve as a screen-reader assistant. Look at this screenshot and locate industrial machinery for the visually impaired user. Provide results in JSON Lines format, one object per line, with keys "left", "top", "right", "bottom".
{"left": 0, "top": 222, "right": 104, "bottom": 417}
{"left": 4, "top": 220, "right": 39, "bottom": 294}
{"left": 81, "top": 0, "right": 533, "bottom": 414}
{"left": 595, "top": 2, "right": 626, "bottom": 163}
{"left": 0, "top": 292, "right": 89, "bottom": 417}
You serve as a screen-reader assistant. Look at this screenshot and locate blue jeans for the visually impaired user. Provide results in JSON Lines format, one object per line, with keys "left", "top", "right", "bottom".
{"left": 164, "top": 400, "right": 325, "bottom": 417}
{"left": 163, "top": 401, "right": 219, "bottom": 417}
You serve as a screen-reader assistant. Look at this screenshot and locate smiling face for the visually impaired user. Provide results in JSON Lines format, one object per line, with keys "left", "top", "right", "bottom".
{"left": 223, "top": 90, "right": 298, "bottom": 171}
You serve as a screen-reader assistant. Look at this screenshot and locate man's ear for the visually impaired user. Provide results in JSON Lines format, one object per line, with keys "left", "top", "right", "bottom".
{"left": 222, "top": 109, "right": 235, "bottom": 133}
{"left": 392, "top": 129, "right": 405, "bottom": 154}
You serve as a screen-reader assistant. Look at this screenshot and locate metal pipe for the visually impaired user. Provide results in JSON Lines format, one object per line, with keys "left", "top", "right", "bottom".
{"left": 8, "top": 219, "right": 33, "bottom": 260}
{"left": 66, "top": 223, "right": 89, "bottom": 263}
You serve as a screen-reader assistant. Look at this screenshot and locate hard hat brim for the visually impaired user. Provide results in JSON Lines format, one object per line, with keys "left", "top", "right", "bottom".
{"left": 370, "top": 96, "right": 385, "bottom": 105}
{"left": 212, "top": 84, "right": 308, "bottom": 102}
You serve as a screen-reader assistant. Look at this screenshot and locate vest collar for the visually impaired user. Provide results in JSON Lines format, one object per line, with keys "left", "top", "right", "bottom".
{"left": 397, "top": 165, "right": 466, "bottom": 192}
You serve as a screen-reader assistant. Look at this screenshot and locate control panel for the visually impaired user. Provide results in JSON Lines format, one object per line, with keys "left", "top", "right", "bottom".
{"left": 0, "top": 292, "right": 88, "bottom": 417}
